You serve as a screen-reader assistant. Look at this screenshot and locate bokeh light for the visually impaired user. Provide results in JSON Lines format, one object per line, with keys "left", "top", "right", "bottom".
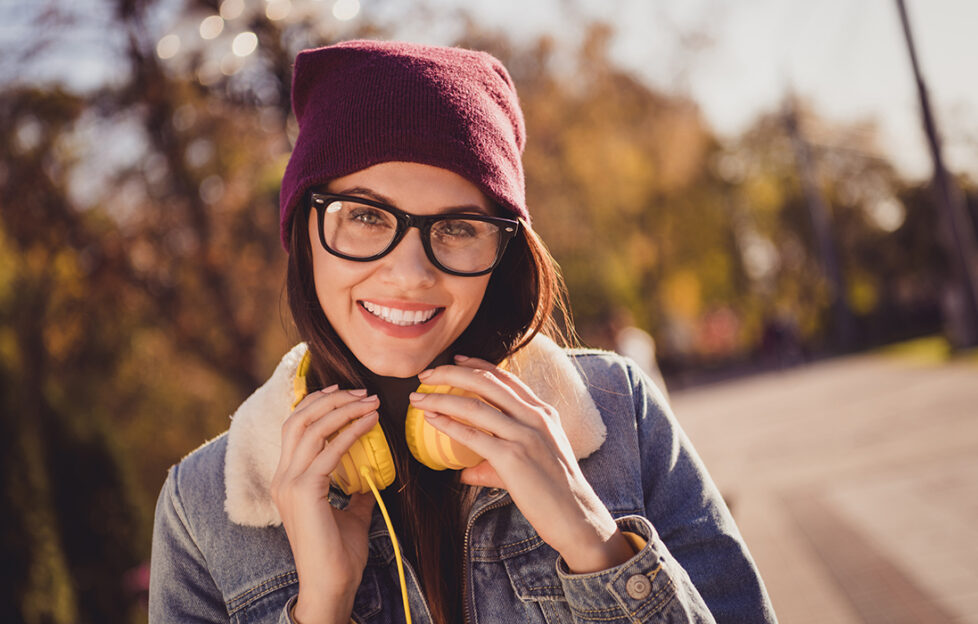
{"left": 185, "top": 138, "right": 214, "bottom": 168}
{"left": 156, "top": 34, "right": 180, "bottom": 59}
{"left": 232, "top": 31, "right": 258, "bottom": 57}
{"left": 219, "top": 0, "right": 245, "bottom": 20}
{"left": 171, "top": 104, "right": 196, "bottom": 132}
{"left": 266, "top": 0, "right": 291, "bottom": 21}
{"left": 196, "top": 60, "right": 221, "bottom": 86}
{"left": 332, "top": 0, "right": 360, "bottom": 21}
{"left": 199, "top": 175, "right": 225, "bottom": 204}
{"left": 199, "top": 15, "right": 225, "bottom": 40}
{"left": 866, "top": 197, "right": 906, "bottom": 232}
{"left": 220, "top": 54, "right": 243, "bottom": 76}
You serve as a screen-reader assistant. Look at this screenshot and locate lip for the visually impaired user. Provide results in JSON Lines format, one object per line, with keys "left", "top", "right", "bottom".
{"left": 360, "top": 299, "right": 443, "bottom": 312}
{"left": 357, "top": 299, "right": 445, "bottom": 338}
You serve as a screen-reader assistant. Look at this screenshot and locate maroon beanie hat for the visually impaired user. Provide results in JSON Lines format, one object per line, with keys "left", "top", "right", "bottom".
{"left": 279, "top": 39, "right": 528, "bottom": 250}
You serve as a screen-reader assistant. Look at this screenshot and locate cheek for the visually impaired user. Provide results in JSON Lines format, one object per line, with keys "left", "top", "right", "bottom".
{"left": 311, "top": 251, "right": 359, "bottom": 318}
{"left": 452, "top": 276, "right": 491, "bottom": 321}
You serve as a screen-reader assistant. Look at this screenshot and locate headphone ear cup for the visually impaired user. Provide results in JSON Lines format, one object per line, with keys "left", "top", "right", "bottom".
{"left": 329, "top": 422, "right": 396, "bottom": 495}
{"left": 405, "top": 384, "right": 484, "bottom": 471}
{"left": 293, "top": 350, "right": 396, "bottom": 495}
{"left": 292, "top": 350, "right": 312, "bottom": 409}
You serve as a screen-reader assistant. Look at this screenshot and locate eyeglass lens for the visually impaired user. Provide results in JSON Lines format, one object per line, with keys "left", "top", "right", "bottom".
{"left": 322, "top": 198, "right": 505, "bottom": 274}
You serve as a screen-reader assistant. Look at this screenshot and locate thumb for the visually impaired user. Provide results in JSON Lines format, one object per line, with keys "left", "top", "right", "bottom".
{"left": 460, "top": 461, "right": 504, "bottom": 489}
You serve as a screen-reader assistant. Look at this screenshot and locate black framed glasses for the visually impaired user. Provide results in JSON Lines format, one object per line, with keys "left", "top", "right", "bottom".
{"left": 309, "top": 192, "right": 520, "bottom": 276}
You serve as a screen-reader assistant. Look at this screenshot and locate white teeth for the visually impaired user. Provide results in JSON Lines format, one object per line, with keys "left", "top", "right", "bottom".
{"left": 362, "top": 301, "right": 438, "bottom": 326}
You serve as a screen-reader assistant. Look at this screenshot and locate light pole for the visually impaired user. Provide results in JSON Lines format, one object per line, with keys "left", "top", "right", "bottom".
{"left": 895, "top": 0, "right": 978, "bottom": 348}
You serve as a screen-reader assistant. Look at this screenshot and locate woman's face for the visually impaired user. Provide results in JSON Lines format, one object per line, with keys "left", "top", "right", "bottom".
{"left": 310, "top": 162, "right": 494, "bottom": 378}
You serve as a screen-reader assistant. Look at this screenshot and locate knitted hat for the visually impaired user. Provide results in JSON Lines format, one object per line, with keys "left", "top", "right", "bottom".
{"left": 279, "top": 39, "right": 528, "bottom": 250}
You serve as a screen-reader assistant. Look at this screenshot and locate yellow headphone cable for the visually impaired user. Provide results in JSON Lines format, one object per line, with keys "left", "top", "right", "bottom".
{"left": 360, "top": 465, "right": 412, "bottom": 624}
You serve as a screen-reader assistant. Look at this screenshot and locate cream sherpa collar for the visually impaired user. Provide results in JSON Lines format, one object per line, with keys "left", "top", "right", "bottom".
{"left": 224, "top": 334, "right": 607, "bottom": 527}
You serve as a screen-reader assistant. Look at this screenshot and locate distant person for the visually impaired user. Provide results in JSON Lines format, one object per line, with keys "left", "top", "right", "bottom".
{"left": 149, "top": 40, "right": 776, "bottom": 623}
{"left": 610, "top": 307, "right": 670, "bottom": 400}
{"left": 760, "top": 312, "right": 803, "bottom": 369}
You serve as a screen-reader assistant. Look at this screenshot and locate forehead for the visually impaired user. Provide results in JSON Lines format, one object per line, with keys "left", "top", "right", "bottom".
{"left": 323, "top": 162, "right": 493, "bottom": 214}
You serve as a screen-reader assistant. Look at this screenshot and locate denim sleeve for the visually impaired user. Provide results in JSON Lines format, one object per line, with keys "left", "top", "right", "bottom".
{"left": 628, "top": 360, "right": 776, "bottom": 623}
{"left": 556, "top": 515, "right": 717, "bottom": 623}
{"left": 149, "top": 465, "right": 229, "bottom": 623}
{"left": 558, "top": 355, "right": 777, "bottom": 623}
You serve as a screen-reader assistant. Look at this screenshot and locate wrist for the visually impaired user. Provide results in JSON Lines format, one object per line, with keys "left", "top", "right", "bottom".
{"left": 559, "top": 528, "right": 635, "bottom": 574}
{"left": 292, "top": 591, "right": 355, "bottom": 624}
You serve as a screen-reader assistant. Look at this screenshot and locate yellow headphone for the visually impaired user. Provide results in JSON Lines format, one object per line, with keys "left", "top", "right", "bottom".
{"left": 291, "top": 350, "right": 485, "bottom": 495}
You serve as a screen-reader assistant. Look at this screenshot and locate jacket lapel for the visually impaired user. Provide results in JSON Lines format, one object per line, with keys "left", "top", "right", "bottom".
{"left": 223, "top": 334, "right": 607, "bottom": 527}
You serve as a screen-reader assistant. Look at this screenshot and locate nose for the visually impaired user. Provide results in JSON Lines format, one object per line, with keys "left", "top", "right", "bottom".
{"left": 378, "top": 227, "right": 438, "bottom": 289}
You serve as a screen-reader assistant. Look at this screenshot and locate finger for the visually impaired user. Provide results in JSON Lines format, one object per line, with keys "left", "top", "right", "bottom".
{"left": 285, "top": 396, "right": 380, "bottom": 479}
{"left": 292, "top": 383, "right": 340, "bottom": 412}
{"left": 281, "top": 388, "right": 366, "bottom": 462}
{"left": 417, "top": 365, "right": 537, "bottom": 426}
{"left": 288, "top": 393, "right": 379, "bottom": 470}
{"left": 302, "top": 411, "right": 380, "bottom": 485}
{"left": 408, "top": 391, "right": 524, "bottom": 441}
{"left": 422, "top": 409, "right": 509, "bottom": 461}
{"left": 459, "top": 461, "right": 505, "bottom": 489}
{"left": 453, "top": 355, "right": 543, "bottom": 406}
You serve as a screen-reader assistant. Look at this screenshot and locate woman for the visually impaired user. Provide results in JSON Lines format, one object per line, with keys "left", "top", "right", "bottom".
{"left": 149, "top": 40, "right": 777, "bottom": 624}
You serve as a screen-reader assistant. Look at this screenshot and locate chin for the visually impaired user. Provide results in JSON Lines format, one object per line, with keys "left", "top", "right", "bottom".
{"left": 360, "top": 353, "right": 431, "bottom": 379}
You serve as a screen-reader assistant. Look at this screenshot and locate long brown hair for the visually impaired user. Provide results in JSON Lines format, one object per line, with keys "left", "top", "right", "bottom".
{"left": 286, "top": 200, "right": 572, "bottom": 624}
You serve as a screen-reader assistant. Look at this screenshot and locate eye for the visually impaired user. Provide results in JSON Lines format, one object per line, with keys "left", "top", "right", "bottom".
{"left": 350, "top": 207, "right": 388, "bottom": 226}
{"left": 329, "top": 201, "right": 394, "bottom": 228}
{"left": 433, "top": 218, "right": 480, "bottom": 239}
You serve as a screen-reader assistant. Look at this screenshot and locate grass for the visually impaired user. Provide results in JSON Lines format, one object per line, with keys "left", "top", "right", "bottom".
{"left": 876, "top": 334, "right": 978, "bottom": 366}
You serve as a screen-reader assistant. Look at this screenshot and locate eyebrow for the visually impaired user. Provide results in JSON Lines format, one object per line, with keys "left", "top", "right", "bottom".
{"left": 333, "top": 186, "right": 493, "bottom": 216}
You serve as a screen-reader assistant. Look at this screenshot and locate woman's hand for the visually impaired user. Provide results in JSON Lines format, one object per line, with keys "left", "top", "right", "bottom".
{"left": 409, "top": 356, "right": 634, "bottom": 574}
{"left": 270, "top": 386, "right": 380, "bottom": 624}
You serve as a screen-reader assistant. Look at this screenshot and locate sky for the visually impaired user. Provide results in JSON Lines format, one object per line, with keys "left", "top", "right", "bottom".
{"left": 441, "top": 0, "right": 978, "bottom": 182}
{"left": 2, "top": 0, "right": 976, "bottom": 182}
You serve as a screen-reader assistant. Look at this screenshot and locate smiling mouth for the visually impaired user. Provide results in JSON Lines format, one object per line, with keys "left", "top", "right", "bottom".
{"left": 360, "top": 301, "right": 443, "bottom": 326}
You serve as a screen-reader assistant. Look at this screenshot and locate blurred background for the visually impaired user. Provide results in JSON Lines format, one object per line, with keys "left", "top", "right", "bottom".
{"left": 1, "top": 0, "right": 976, "bottom": 622}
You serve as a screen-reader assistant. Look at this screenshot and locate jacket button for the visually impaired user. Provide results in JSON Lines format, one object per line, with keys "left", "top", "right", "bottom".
{"left": 625, "top": 574, "right": 652, "bottom": 600}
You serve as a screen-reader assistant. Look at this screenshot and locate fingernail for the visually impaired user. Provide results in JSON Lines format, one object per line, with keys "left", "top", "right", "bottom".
{"left": 418, "top": 369, "right": 433, "bottom": 379}
{"left": 423, "top": 411, "right": 439, "bottom": 420}
{"left": 409, "top": 392, "right": 425, "bottom": 403}
{"left": 320, "top": 384, "right": 339, "bottom": 393}
{"left": 360, "top": 394, "right": 378, "bottom": 403}
{"left": 349, "top": 389, "right": 368, "bottom": 396}
{"left": 362, "top": 410, "right": 378, "bottom": 419}
{"left": 454, "top": 354, "right": 470, "bottom": 362}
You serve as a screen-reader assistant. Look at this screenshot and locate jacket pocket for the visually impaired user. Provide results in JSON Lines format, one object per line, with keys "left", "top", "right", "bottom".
{"left": 227, "top": 570, "right": 298, "bottom": 623}
{"left": 496, "top": 536, "right": 577, "bottom": 624}
{"left": 495, "top": 506, "right": 642, "bottom": 602}
{"left": 223, "top": 568, "right": 381, "bottom": 624}
{"left": 500, "top": 535, "right": 565, "bottom": 601}
{"left": 349, "top": 565, "right": 383, "bottom": 623}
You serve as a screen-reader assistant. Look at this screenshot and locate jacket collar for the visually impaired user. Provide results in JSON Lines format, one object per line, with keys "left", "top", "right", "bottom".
{"left": 224, "top": 334, "right": 606, "bottom": 527}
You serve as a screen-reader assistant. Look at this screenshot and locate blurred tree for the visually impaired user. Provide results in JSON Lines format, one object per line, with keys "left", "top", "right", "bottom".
{"left": 467, "top": 24, "right": 741, "bottom": 356}
{"left": 407, "top": 18, "right": 947, "bottom": 369}
{"left": 0, "top": 87, "right": 144, "bottom": 623}
{"left": 720, "top": 104, "right": 944, "bottom": 356}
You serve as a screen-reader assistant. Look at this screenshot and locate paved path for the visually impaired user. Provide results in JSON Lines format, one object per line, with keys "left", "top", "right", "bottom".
{"left": 670, "top": 352, "right": 978, "bottom": 623}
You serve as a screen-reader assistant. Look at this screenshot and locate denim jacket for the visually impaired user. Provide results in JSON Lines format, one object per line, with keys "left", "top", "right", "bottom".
{"left": 150, "top": 335, "right": 777, "bottom": 623}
